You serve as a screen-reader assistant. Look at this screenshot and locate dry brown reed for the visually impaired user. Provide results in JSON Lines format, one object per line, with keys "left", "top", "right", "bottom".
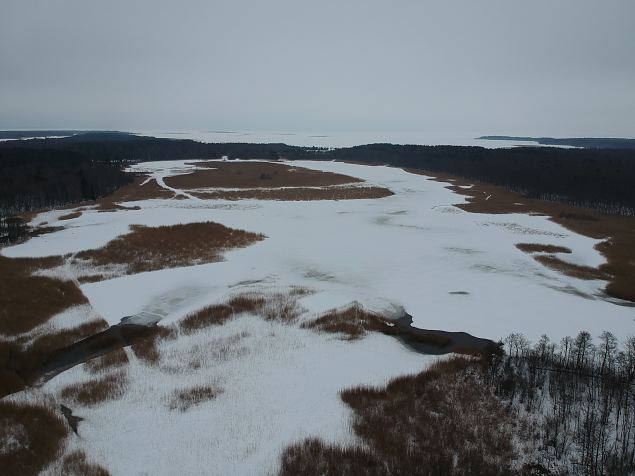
{"left": 194, "top": 186, "right": 393, "bottom": 201}
{"left": 534, "top": 254, "right": 610, "bottom": 280}
{"left": 168, "top": 385, "right": 222, "bottom": 411}
{"left": 60, "top": 371, "right": 128, "bottom": 406}
{"left": 515, "top": 243, "right": 572, "bottom": 254}
{"left": 179, "top": 291, "right": 303, "bottom": 334}
{"left": 0, "top": 401, "right": 69, "bottom": 476}
{"left": 0, "top": 256, "right": 88, "bottom": 336}
{"left": 164, "top": 161, "right": 362, "bottom": 189}
{"left": 75, "top": 222, "right": 265, "bottom": 275}
{"left": 129, "top": 325, "right": 177, "bottom": 365}
{"left": 301, "top": 304, "right": 387, "bottom": 340}
{"left": 279, "top": 357, "right": 517, "bottom": 475}
{"left": 85, "top": 348, "right": 129, "bottom": 373}
{"left": 59, "top": 450, "right": 111, "bottom": 476}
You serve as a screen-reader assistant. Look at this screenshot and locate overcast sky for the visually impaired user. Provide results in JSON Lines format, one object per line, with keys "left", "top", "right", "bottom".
{"left": 1, "top": 0, "right": 634, "bottom": 137}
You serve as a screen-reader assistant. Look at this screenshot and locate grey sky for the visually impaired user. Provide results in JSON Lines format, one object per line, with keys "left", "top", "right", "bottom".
{"left": 1, "top": 0, "right": 634, "bottom": 137}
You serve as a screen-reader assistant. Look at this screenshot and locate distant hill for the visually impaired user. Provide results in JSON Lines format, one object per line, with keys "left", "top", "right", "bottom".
{"left": 478, "top": 136, "right": 635, "bottom": 149}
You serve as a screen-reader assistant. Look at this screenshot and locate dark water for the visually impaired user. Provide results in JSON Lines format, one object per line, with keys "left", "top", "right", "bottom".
{"left": 38, "top": 323, "right": 155, "bottom": 383}
{"left": 388, "top": 313, "right": 497, "bottom": 355}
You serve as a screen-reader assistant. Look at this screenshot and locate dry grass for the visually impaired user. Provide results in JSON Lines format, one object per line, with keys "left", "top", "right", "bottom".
{"left": 129, "top": 325, "right": 177, "bottom": 365}
{"left": 75, "top": 222, "right": 265, "bottom": 276}
{"left": 164, "top": 161, "right": 362, "bottom": 189}
{"left": 59, "top": 450, "right": 110, "bottom": 476}
{"left": 30, "top": 319, "right": 109, "bottom": 356}
{"left": 301, "top": 304, "right": 388, "bottom": 340}
{"left": 59, "top": 371, "right": 128, "bottom": 407}
{"left": 515, "top": 243, "right": 572, "bottom": 254}
{"left": 422, "top": 170, "right": 635, "bottom": 303}
{"left": 193, "top": 186, "right": 393, "bottom": 201}
{"left": 533, "top": 254, "right": 610, "bottom": 281}
{"left": 180, "top": 291, "right": 303, "bottom": 334}
{"left": 0, "top": 256, "right": 88, "bottom": 336}
{"left": 279, "top": 439, "right": 384, "bottom": 476}
{"left": 168, "top": 385, "right": 222, "bottom": 411}
{"left": 179, "top": 304, "right": 234, "bottom": 334}
{"left": 58, "top": 211, "right": 82, "bottom": 221}
{"left": 279, "top": 357, "right": 518, "bottom": 475}
{"left": 0, "top": 400, "right": 69, "bottom": 476}
{"left": 85, "top": 348, "right": 129, "bottom": 373}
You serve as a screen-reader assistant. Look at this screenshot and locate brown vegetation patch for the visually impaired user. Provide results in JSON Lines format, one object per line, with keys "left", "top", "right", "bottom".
{"left": 60, "top": 371, "right": 128, "bottom": 406}
{"left": 169, "top": 385, "right": 222, "bottom": 411}
{"left": 0, "top": 401, "right": 69, "bottom": 476}
{"left": 193, "top": 186, "right": 393, "bottom": 201}
{"left": 75, "top": 221, "right": 265, "bottom": 276}
{"left": 58, "top": 211, "right": 83, "bottom": 221}
{"left": 130, "top": 325, "right": 177, "bottom": 365}
{"left": 515, "top": 243, "right": 572, "bottom": 254}
{"left": 165, "top": 161, "right": 362, "bottom": 190}
{"left": 31, "top": 320, "right": 109, "bottom": 356}
{"left": 301, "top": 304, "right": 388, "bottom": 340}
{"left": 279, "top": 357, "right": 517, "bottom": 475}
{"left": 420, "top": 170, "right": 635, "bottom": 303}
{"left": 94, "top": 176, "right": 173, "bottom": 211}
{"left": 180, "top": 304, "right": 234, "bottom": 334}
{"left": 85, "top": 348, "right": 129, "bottom": 373}
{"left": 59, "top": 450, "right": 110, "bottom": 476}
{"left": 180, "top": 290, "right": 306, "bottom": 334}
{"left": 533, "top": 255, "right": 610, "bottom": 281}
{"left": 0, "top": 255, "right": 87, "bottom": 336}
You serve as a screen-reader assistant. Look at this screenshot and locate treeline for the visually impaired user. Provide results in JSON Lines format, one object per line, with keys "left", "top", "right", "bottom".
{"left": 489, "top": 331, "right": 635, "bottom": 475}
{"left": 312, "top": 144, "right": 635, "bottom": 216}
{"left": 0, "top": 147, "right": 133, "bottom": 244}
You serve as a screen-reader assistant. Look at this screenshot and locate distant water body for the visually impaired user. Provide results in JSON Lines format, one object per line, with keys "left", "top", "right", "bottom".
{"left": 0, "top": 129, "right": 572, "bottom": 149}
{"left": 133, "top": 130, "right": 550, "bottom": 149}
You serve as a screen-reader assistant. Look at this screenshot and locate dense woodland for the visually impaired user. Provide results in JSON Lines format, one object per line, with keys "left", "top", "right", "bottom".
{"left": 0, "top": 147, "right": 132, "bottom": 244}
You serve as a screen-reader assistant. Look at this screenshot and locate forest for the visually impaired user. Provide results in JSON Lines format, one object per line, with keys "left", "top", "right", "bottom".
{"left": 0, "top": 147, "right": 132, "bottom": 244}
{"left": 313, "top": 144, "right": 635, "bottom": 215}
{"left": 491, "top": 331, "right": 635, "bottom": 475}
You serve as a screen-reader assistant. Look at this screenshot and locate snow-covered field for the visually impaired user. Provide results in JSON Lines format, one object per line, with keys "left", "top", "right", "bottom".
{"left": 4, "top": 160, "right": 634, "bottom": 475}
